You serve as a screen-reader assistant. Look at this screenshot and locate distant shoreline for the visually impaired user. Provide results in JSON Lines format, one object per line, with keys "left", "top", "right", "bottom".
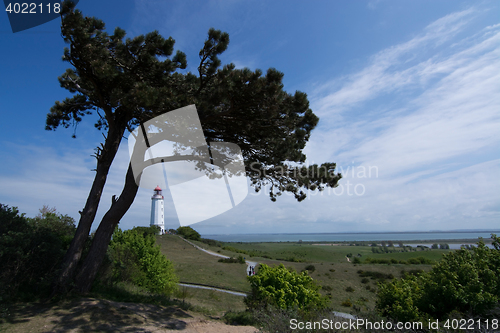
{"left": 219, "top": 238, "right": 494, "bottom": 245}
{"left": 203, "top": 230, "right": 500, "bottom": 236}
{"left": 201, "top": 231, "right": 499, "bottom": 244}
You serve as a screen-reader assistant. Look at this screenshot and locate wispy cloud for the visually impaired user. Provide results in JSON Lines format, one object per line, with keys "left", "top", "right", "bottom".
{"left": 311, "top": 8, "right": 478, "bottom": 118}
{"left": 307, "top": 12, "right": 499, "bottom": 176}
{"left": 286, "top": 8, "right": 500, "bottom": 232}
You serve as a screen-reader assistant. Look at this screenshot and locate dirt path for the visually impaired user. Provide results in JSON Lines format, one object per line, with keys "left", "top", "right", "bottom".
{"left": 178, "top": 236, "right": 355, "bottom": 321}
{"left": 0, "top": 298, "right": 258, "bottom": 333}
{"left": 179, "top": 283, "right": 247, "bottom": 297}
{"left": 178, "top": 237, "right": 230, "bottom": 259}
{"left": 178, "top": 236, "right": 260, "bottom": 277}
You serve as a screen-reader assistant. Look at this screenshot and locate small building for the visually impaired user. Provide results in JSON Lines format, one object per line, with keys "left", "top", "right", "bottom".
{"left": 150, "top": 186, "right": 165, "bottom": 235}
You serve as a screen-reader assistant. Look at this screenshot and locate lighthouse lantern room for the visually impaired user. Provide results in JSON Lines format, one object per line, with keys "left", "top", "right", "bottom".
{"left": 150, "top": 186, "right": 165, "bottom": 235}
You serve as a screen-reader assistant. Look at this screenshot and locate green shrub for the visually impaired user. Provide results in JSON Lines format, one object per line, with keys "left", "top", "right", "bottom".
{"left": 377, "top": 235, "right": 500, "bottom": 322}
{"left": 223, "top": 311, "right": 256, "bottom": 326}
{"left": 407, "top": 256, "right": 433, "bottom": 265}
{"left": 376, "top": 273, "right": 425, "bottom": 322}
{"left": 304, "top": 264, "right": 316, "bottom": 272}
{"left": 401, "top": 269, "right": 424, "bottom": 277}
{"left": 176, "top": 226, "right": 201, "bottom": 241}
{"left": 245, "top": 264, "right": 328, "bottom": 311}
{"left": 106, "top": 227, "right": 177, "bottom": 295}
{"left": 218, "top": 255, "right": 245, "bottom": 264}
{"left": 282, "top": 256, "right": 304, "bottom": 263}
{"left": 358, "top": 270, "right": 394, "bottom": 281}
{"left": 133, "top": 225, "right": 160, "bottom": 237}
{"left": 0, "top": 204, "right": 75, "bottom": 301}
{"left": 341, "top": 299, "right": 352, "bottom": 307}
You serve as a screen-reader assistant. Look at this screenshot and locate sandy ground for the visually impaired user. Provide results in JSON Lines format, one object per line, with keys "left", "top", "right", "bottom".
{"left": 0, "top": 298, "right": 258, "bottom": 333}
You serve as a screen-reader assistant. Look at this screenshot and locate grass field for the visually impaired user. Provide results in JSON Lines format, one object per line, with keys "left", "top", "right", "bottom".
{"left": 155, "top": 235, "right": 454, "bottom": 313}
{"left": 156, "top": 235, "right": 250, "bottom": 292}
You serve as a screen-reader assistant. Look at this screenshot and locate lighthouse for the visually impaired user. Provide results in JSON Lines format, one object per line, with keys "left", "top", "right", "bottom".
{"left": 150, "top": 186, "right": 165, "bottom": 235}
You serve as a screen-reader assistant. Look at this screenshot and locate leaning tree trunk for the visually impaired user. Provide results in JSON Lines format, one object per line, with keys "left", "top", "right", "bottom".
{"left": 52, "top": 124, "right": 125, "bottom": 295}
{"left": 74, "top": 163, "right": 139, "bottom": 293}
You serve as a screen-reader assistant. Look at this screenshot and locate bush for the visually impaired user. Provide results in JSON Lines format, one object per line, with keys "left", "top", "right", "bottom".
{"left": 341, "top": 299, "right": 352, "bottom": 307}
{"left": 377, "top": 235, "right": 500, "bottom": 322}
{"left": 282, "top": 256, "right": 304, "bottom": 263}
{"left": 0, "top": 204, "right": 75, "bottom": 301}
{"left": 176, "top": 226, "right": 201, "bottom": 241}
{"left": 400, "top": 269, "right": 424, "bottom": 277}
{"left": 304, "top": 264, "right": 316, "bottom": 272}
{"left": 345, "top": 286, "right": 355, "bottom": 292}
{"left": 358, "top": 270, "right": 394, "bottom": 281}
{"left": 245, "top": 264, "right": 328, "bottom": 311}
{"left": 223, "top": 310, "right": 256, "bottom": 326}
{"left": 218, "top": 255, "right": 245, "bottom": 264}
{"left": 133, "top": 225, "right": 160, "bottom": 237}
{"left": 361, "top": 278, "right": 370, "bottom": 284}
{"left": 407, "top": 256, "right": 433, "bottom": 265}
{"left": 104, "top": 227, "right": 178, "bottom": 295}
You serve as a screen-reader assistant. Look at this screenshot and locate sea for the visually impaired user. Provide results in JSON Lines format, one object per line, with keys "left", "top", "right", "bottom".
{"left": 202, "top": 231, "right": 500, "bottom": 244}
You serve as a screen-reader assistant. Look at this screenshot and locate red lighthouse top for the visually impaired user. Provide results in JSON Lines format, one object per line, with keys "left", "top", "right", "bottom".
{"left": 152, "top": 185, "right": 164, "bottom": 199}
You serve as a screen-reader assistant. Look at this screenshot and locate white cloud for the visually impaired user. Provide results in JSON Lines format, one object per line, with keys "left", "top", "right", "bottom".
{"left": 310, "top": 8, "right": 478, "bottom": 119}
{"left": 291, "top": 8, "right": 500, "bottom": 232}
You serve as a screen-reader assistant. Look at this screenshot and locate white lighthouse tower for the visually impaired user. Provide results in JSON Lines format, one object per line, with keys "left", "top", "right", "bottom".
{"left": 150, "top": 186, "right": 165, "bottom": 235}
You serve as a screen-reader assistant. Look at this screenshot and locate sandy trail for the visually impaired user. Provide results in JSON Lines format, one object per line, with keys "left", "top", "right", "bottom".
{"left": 1, "top": 298, "right": 258, "bottom": 333}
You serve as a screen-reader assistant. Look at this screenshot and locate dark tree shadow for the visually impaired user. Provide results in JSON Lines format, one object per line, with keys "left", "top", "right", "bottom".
{"left": 4, "top": 297, "right": 194, "bottom": 332}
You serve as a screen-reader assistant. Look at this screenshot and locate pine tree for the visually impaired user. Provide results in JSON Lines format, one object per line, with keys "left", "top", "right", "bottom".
{"left": 48, "top": 1, "right": 342, "bottom": 293}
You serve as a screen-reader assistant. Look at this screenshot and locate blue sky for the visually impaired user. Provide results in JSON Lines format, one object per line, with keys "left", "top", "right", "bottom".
{"left": 1, "top": 0, "right": 499, "bottom": 236}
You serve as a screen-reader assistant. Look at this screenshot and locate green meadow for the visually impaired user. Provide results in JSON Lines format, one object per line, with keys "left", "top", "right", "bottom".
{"left": 156, "top": 235, "right": 454, "bottom": 314}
